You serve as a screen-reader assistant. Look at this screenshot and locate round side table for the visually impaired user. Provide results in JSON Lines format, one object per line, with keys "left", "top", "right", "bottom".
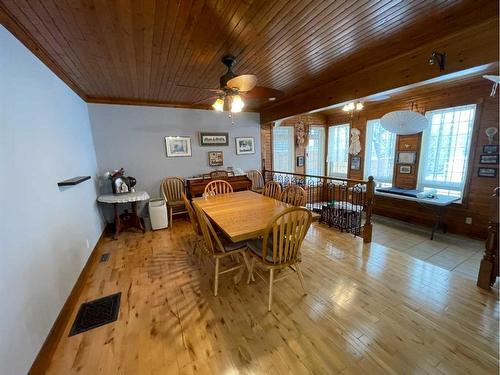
{"left": 97, "top": 191, "right": 150, "bottom": 239}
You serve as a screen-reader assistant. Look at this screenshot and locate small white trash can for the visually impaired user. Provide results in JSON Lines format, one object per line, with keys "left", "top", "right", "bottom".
{"left": 149, "top": 198, "right": 168, "bottom": 230}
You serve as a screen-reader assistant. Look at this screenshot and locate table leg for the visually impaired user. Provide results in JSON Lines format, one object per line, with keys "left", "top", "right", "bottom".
{"left": 131, "top": 201, "right": 145, "bottom": 233}
{"left": 430, "top": 207, "right": 445, "bottom": 240}
{"left": 113, "top": 203, "right": 121, "bottom": 240}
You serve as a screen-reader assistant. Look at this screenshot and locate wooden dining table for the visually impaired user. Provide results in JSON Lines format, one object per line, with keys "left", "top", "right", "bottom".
{"left": 192, "top": 190, "right": 290, "bottom": 242}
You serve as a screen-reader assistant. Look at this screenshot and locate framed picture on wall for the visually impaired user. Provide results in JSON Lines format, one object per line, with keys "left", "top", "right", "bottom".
{"left": 397, "top": 151, "right": 417, "bottom": 164}
{"left": 483, "top": 144, "right": 499, "bottom": 154}
{"left": 235, "top": 137, "right": 255, "bottom": 155}
{"left": 480, "top": 154, "right": 499, "bottom": 164}
{"left": 399, "top": 165, "right": 411, "bottom": 174}
{"left": 165, "top": 136, "right": 192, "bottom": 157}
{"left": 478, "top": 167, "right": 497, "bottom": 177}
{"left": 351, "top": 155, "right": 361, "bottom": 171}
{"left": 208, "top": 151, "right": 224, "bottom": 166}
{"left": 200, "top": 132, "right": 229, "bottom": 146}
{"left": 296, "top": 155, "right": 305, "bottom": 167}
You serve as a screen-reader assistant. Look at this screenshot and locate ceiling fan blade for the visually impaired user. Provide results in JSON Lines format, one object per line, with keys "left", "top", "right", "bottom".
{"left": 242, "top": 86, "right": 284, "bottom": 100}
{"left": 226, "top": 74, "right": 257, "bottom": 92}
{"left": 176, "top": 83, "right": 222, "bottom": 93}
{"left": 192, "top": 95, "right": 218, "bottom": 105}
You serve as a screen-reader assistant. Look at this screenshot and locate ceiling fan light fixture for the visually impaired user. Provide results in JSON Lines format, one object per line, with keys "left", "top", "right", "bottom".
{"left": 355, "top": 102, "right": 364, "bottom": 110}
{"left": 231, "top": 95, "right": 244, "bottom": 113}
{"left": 212, "top": 97, "right": 224, "bottom": 111}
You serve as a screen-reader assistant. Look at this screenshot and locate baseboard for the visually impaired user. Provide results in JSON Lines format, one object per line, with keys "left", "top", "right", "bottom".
{"left": 28, "top": 230, "right": 107, "bottom": 375}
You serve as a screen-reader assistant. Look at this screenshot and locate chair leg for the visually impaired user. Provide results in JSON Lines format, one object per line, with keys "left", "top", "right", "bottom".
{"left": 169, "top": 207, "right": 173, "bottom": 229}
{"left": 214, "top": 258, "right": 220, "bottom": 296}
{"left": 268, "top": 269, "right": 274, "bottom": 312}
{"left": 246, "top": 257, "right": 256, "bottom": 284}
{"left": 296, "top": 264, "right": 306, "bottom": 295}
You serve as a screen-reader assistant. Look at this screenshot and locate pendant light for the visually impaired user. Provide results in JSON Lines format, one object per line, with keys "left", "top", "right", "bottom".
{"left": 380, "top": 110, "right": 428, "bottom": 135}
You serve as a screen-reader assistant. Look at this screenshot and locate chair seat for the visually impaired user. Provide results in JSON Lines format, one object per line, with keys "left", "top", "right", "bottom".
{"left": 166, "top": 200, "right": 184, "bottom": 207}
{"left": 218, "top": 236, "right": 247, "bottom": 253}
{"left": 246, "top": 238, "right": 275, "bottom": 262}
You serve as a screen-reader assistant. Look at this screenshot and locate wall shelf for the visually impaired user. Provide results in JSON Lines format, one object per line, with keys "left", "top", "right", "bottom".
{"left": 57, "top": 176, "right": 91, "bottom": 187}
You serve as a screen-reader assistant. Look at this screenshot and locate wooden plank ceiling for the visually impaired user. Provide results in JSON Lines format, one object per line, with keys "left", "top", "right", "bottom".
{"left": 0, "top": 0, "right": 498, "bottom": 111}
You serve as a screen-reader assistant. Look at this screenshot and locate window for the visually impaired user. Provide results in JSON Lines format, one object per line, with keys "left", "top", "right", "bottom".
{"left": 272, "top": 126, "right": 295, "bottom": 172}
{"left": 418, "top": 104, "right": 476, "bottom": 197}
{"left": 327, "top": 124, "right": 349, "bottom": 178}
{"left": 364, "top": 119, "right": 397, "bottom": 186}
{"left": 306, "top": 126, "right": 325, "bottom": 176}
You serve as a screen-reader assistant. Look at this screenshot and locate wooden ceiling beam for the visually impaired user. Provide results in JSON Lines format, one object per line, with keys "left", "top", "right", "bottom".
{"left": 260, "top": 18, "right": 499, "bottom": 123}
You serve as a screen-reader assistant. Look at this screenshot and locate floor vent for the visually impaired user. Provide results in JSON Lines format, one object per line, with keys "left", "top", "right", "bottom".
{"left": 69, "top": 293, "right": 121, "bottom": 336}
{"left": 100, "top": 253, "right": 110, "bottom": 262}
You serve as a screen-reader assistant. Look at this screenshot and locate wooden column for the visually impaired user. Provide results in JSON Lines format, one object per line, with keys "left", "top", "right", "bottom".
{"left": 363, "top": 176, "right": 375, "bottom": 243}
{"left": 477, "top": 187, "right": 499, "bottom": 289}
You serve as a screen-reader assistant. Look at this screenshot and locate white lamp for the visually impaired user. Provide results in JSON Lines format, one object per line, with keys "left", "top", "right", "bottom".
{"left": 380, "top": 110, "right": 428, "bottom": 135}
{"left": 231, "top": 95, "right": 244, "bottom": 113}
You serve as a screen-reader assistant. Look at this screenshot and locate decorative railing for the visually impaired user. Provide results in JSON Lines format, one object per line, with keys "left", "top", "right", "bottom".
{"left": 263, "top": 169, "right": 374, "bottom": 242}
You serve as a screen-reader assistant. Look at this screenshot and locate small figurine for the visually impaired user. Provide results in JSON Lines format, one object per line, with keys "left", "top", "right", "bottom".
{"left": 349, "top": 128, "right": 361, "bottom": 155}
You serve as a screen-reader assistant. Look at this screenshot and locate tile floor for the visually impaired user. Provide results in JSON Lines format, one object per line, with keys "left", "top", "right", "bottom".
{"left": 371, "top": 215, "right": 491, "bottom": 283}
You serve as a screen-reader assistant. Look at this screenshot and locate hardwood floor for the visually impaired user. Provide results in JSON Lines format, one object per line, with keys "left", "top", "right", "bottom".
{"left": 40, "top": 219, "right": 499, "bottom": 374}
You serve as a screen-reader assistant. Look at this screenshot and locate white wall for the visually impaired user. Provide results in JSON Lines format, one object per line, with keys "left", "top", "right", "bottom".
{"left": 88, "top": 104, "right": 261, "bottom": 199}
{"left": 0, "top": 26, "right": 104, "bottom": 375}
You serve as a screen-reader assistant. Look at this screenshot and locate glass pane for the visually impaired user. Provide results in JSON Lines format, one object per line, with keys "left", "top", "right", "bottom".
{"left": 327, "top": 124, "right": 349, "bottom": 178}
{"left": 272, "top": 126, "right": 294, "bottom": 173}
{"left": 363, "top": 119, "right": 396, "bottom": 186}
{"left": 306, "top": 127, "right": 325, "bottom": 176}
{"left": 418, "top": 104, "right": 476, "bottom": 197}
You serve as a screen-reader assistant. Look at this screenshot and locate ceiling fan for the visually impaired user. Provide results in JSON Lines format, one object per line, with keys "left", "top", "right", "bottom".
{"left": 177, "top": 55, "right": 283, "bottom": 112}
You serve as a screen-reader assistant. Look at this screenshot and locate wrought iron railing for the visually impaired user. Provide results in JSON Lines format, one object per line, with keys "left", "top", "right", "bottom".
{"left": 263, "top": 169, "right": 374, "bottom": 242}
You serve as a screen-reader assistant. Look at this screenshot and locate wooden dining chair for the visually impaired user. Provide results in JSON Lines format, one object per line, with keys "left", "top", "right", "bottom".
{"left": 161, "top": 177, "right": 187, "bottom": 228}
{"left": 246, "top": 169, "right": 264, "bottom": 193}
{"left": 210, "top": 170, "right": 229, "bottom": 179}
{"left": 181, "top": 193, "right": 203, "bottom": 259}
{"left": 262, "top": 181, "right": 282, "bottom": 199}
{"left": 194, "top": 205, "right": 250, "bottom": 296}
{"left": 204, "top": 179, "right": 234, "bottom": 196}
{"left": 246, "top": 206, "right": 312, "bottom": 311}
{"left": 280, "top": 184, "right": 307, "bottom": 206}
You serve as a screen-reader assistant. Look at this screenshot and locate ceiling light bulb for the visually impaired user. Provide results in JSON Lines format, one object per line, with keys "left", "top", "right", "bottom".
{"left": 356, "top": 102, "right": 364, "bottom": 110}
{"left": 212, "top": 98, "right": 224, "bottom": 111}
{"left": 231, "top": 95, "right": 244, "bottom": 113}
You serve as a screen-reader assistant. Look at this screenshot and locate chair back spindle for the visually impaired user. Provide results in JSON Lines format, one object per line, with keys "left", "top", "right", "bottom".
{"left": 280, "top": 185, "right": 307, "bottom": 206}
{"left": 263, "top": 181, "right": 282, "bottom": 199}
{"left": 204, "top": 179, "right": 234, "bottom": 196}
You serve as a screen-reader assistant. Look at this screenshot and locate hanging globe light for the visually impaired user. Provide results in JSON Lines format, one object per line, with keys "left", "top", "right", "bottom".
{"left": 380, "top": 110, "right": 428, "bottom": 135}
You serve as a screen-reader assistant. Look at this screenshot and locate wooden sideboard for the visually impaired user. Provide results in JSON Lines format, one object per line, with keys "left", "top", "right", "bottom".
{"left": 186, "top": 175, "right": 252, "bottom": 198}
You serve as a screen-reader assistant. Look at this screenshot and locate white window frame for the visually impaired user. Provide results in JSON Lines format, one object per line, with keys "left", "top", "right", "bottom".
{"left": 417, "top": 104, "right": 477, "bottom": 197}
{"left": 363, "top": 119, "right": 397, "bottom": 187}
{"left": 306, "top": 126, "right": 325, "bottom": 176}
{"left": 327, "top": 124, "right": 350, "bottom": 179}
{"left": 272, "top": 125, "right": 295, "bottom": 173}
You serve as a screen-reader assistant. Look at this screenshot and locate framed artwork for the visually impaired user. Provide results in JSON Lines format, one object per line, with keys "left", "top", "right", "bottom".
{"left": 351, "top": 155, "right": 361, "bottom": 171}
{"left": 397, "top": 151, "right": 417, "bottom": 164}
{"left": 483, "top": 144, "right": 499, "bottom": 154}
{"left": 399, "top": 165, "right": 411, "bottom": 174}
{"left": 200, "top": 132, "right": 229, "bottom": 146}
{"left": 478, "top": 167, "right": 497, "bottom": 177}
{"left": 480, "top": 154, "right": 499, "bottom": 164}
{"left": 165, "top": 136, "right": 191, "bottom": 157}
{"left": 208, "top": 151, "right": 223, "bottom": 166}
{"left": 235, "top": 137, "right": 255, "bottom": 155}
{"left": 296, "top": 155, "right": 305, "bottom": 167}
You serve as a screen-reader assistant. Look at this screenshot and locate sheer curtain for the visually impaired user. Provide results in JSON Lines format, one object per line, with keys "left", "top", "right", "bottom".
{"left": 272, "top": 126, "right": 295, "bottom": 172}
{"left": 364, "top": 119, "right": 397, "bottom": 186}
{"left": 327, "top": 124, "right": 349, "bottom": 178}
{"left": 306, "top": 126, "right": 325, "bottom": 176}
{"left": 418, "top": 104, "right": 476, "bottom": 197}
